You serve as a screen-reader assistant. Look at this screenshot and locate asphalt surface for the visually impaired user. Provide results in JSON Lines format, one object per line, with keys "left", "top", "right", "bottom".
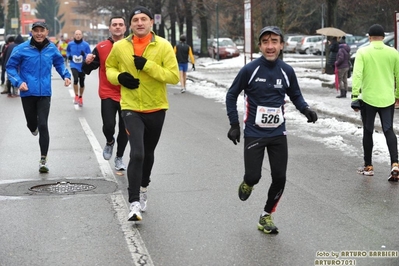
{"left": 0, "top": 60, "right": 398, "bottom": 266}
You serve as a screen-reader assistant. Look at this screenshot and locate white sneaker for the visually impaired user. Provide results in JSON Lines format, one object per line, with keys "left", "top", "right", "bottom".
{"left": 128, "top": 201, "right": 142, "bottom": 221}
{"left": 114, "top": 157, "right": 126, "bottom": 171}
{"left": 103, "top": 140, "right": 114, "bottom": 160}
{"left": 39, "top": 158, "right": 49, "bottom": 173}
{"left": 139, "top": 187, "right": 148, "bottom": 212}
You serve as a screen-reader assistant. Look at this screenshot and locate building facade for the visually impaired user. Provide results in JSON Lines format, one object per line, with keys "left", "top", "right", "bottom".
{"left": 4, "top": 0, "right": 109, "bottom": 42}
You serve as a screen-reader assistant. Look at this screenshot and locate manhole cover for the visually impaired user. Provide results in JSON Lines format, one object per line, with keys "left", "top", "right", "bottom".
{"left": 29, "top": 181, "right": 96, "bottom": 194}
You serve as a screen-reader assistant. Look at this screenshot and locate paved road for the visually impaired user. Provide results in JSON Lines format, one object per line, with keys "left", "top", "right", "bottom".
{"left": 0, "top": 65, "right": 398, "bottom": 266}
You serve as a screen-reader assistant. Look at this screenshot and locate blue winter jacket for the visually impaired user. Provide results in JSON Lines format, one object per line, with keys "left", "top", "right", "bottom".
{"left": 66, "top": 39, "right": 91, "bottom": 72}
{"left": 226, "top": 56, "right": 309, "bottom": 138}
{"left": 6, "top": 39, "right": 71, "bottom": 97}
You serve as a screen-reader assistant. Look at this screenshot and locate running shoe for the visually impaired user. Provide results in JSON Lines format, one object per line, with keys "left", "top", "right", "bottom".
{"left": 139, "top": 187, "right": 148, "bottom": 212}
{"left": 357, "top": 165, "right": 374, "bottom": 176}
{"left": 31, "top": 128, "right": 39, "bottom": 136}
{"left": 103, "top": 140, "right": 114, "bottom": 160}
{"left": 238, "top": 181, "right": 253, "bottom": 201}
{"left": 114, "top": 156, "right": 126, "bottom": 171}
{"left": 257, "top": 214, "right": 279, "bottom": 234}
{"left": 74, "top": 95, "right": 79, "bottom": 104}
{"left": 39, "top": 158, "right": 49, "bottom": 173}
{"left": 180, "top": 88, "right": 186, "bottom": 93}
{"left": 128, "top": 201, "right": 142, "bottom": 221}
{"left": 78, "top": 97, "right": 83, "bottom": 107}
{"left": 388, "top": 163, "right": 399, "bottom": 182}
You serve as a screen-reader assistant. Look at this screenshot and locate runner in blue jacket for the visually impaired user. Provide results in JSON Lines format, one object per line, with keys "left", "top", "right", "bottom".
{"left": 66, "top": 30, "right": 91, "bottom": 107}
{"left": 6, "top": 21, "right": 71, "bottom": 173}
{"left": 226, "top": 26, "right": 317, "bottom": 234}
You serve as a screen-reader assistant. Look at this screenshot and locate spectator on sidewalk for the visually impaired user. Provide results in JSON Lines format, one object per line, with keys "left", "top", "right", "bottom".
{"left": 225, "top": 26, "right": 318, "bottom": 234}
{"left": 327, "top": 37, "right": 339, "bottom": 73}
{"left": 3, "top": 34, "right": 25, "bottom": 97}
{"left": 6, "top": 22, "right": 71, "bottom": 173}
{"left": 1, "top": 36, "right": 12, "bottom": 94}
{"left": 174, "top": 34, "right": 195, "bottom": 93}
{"left": 351, "top": 24, "right": 399, "bottom": 181}
{"left": 82, "top": 16, "right": 128, "bottom": 171}
{"left": 57, "top": 36, "right": 68, "bottom": 66}
{"left": 106, "top": 6, "right": 179, "bottom": 222}
{"left": 335, "top": 39, "right": 350, "bottom": 98}
{"left": 66, "top": 30, "right": 91, "bottom": 107}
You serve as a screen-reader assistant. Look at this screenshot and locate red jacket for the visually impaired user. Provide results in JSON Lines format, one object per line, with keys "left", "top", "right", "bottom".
{"left": 82, "top": 38, "right": 121, "bottom": 102}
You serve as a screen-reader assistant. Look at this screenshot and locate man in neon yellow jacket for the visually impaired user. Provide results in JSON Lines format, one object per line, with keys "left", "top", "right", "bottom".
{"left": 351, "top": 24, "right": 399, "bottom": 181}
{"left": 106, "top": 6, "right": 179, "bottom": 221}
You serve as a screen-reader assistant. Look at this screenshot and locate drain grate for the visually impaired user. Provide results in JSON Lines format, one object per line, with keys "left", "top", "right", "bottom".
{"left": 29, "top": 181, "right": 96, "bottom": 194}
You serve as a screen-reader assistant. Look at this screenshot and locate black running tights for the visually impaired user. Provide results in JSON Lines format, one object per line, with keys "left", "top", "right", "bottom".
{"left": 21, "top": 96, "right": 51, "bottom": 157}
{"left": 244, "top": 135, "right": 287, "bottom": 214}
{"left": 122, "top": 110, "right": 166, "bottom": 203}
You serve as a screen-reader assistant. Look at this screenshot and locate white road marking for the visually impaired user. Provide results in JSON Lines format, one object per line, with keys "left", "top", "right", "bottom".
{"left": 78, "top": 117, "right": 154, "bottom": 266}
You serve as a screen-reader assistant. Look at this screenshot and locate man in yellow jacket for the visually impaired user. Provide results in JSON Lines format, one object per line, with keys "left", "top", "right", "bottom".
{"left": 351, "top": 24, "right": 399, "bottom": 181}
{"left": 106, "top": 6, "right": 179, "bottom": 221}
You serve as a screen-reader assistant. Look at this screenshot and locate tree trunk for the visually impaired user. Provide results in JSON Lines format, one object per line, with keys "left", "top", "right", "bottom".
{"left": 197, "top": 0, "right": 208, "bottom": 57}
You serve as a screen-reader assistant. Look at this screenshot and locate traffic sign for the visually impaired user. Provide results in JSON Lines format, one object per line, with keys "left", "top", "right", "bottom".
{"left": 11, "top": 18, "right": 18, "bottom": 29}
{"left": 154, "top": 14, "right": 162, "bottom": 25}
{"left": 22, "top": 3, "right": 31, "bottom": 13}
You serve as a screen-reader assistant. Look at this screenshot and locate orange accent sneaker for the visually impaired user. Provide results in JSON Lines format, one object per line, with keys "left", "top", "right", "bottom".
{"left": 74, "top": 95, "right": 79, "bottom": 104}
{"left": 78, "top": 97, "right": 83, "bottom": 107}
{"left": 357, "top": 165, "right": 374, "bottom": 176}
{"left": 388, "top": 163, "right": 399, "bottom": 182}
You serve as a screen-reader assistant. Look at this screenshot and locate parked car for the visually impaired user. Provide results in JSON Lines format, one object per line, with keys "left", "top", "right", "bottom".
{"left": 193, "top": 39, "right": 201, "bottom": 55}
{"left": 284, "top": 35, "right": 304, "bottom": 53}
{"left": 313, "top": 37, "right": 327, "bottom": 55}
{"left": 296, "top": 35, "right": 324, "bottom": 54}
{"left": 233, "top": 37, "right": 244, "bottom": 52}
{"left": 350, "top": 34, "right": 396, "bottom": 71}
{"left": 208, "top": 38, "right": 240, "bottom": 59}
{"left": 349, "top": 36, "right": 368, "bottom": 54}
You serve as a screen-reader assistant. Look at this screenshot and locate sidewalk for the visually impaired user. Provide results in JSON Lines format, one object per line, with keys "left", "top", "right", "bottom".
{"left": 188, "top": 55, "right": 399, "bottom": 133}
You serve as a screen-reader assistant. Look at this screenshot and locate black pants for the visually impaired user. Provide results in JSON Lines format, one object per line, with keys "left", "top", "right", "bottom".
{"left": 360, "top": 102, "right": 398, "bottom": 166}
{"left": 21, "top": 96, "right": 51, "bottom": 157}
{"left": 71, "top": 68, "right": 85, "bottom": 87}
{"left": 101, "top": 98, "right": 128, "bottom": 158}
{"left": 244, "top": 135, "right": 287, "bottom": 213}
{"left": 122, "top": 110, "right": 166, "bottom": 203}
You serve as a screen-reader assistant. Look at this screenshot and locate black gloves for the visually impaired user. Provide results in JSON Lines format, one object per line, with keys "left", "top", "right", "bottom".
{"left": 68, "top": 55, "right": 72, "bottom": 61}
{"left": 118, "top": 72, "right": 140, "bottom": 89}
{"left": 80, "top": 51, "right": 85, "bottom": 56}
{"left": 192, "top": 64, "right": 196, "bottom": 71}
{"left": 133, "top": 55, "right": 147, "bottom": 70}
{"left": 351, "top": 99, "right": 362, "bottom": 111}
{"left": 351, "top": 95, "right": 362, "bottom": 111}
{"left": 302, "top": 107, "right": 318, "bottom": 123}
{"left": 227, "top": 123, "right": 240, "bottom": 145}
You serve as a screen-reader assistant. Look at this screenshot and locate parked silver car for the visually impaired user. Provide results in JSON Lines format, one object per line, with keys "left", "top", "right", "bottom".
{"left": 296, "top": 35, "right": 324, "bottom": 54}
{"left": 284, "top": 35, "right": 304, "bottom": 53}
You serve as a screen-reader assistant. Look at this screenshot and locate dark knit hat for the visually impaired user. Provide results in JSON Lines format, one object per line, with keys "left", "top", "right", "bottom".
{"left": 129, "top": 6, "right": 153, "bottom": 21}
{"left": 368, "top": 24, "right": 385, "bottom": 37}
{"left": 7, "top": 36, "right": 15, "bottom": 43}
{"left": 258, "top": 26, "right": 283, "bottom": 41}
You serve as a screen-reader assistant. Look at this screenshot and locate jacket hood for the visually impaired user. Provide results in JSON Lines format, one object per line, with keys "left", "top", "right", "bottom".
{"left": 15, "top": 34, "right": 25, "bottom": 44}
{"left": 339, "top": 43, "right": 350, "bottom": 53}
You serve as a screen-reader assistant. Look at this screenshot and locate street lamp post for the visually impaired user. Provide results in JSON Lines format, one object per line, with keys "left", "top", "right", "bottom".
{"left": 54, "top": 17, "right": 61, "bottom": 37}
{"left": 54, "top": 4, "right": 58, "bottom": 37}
